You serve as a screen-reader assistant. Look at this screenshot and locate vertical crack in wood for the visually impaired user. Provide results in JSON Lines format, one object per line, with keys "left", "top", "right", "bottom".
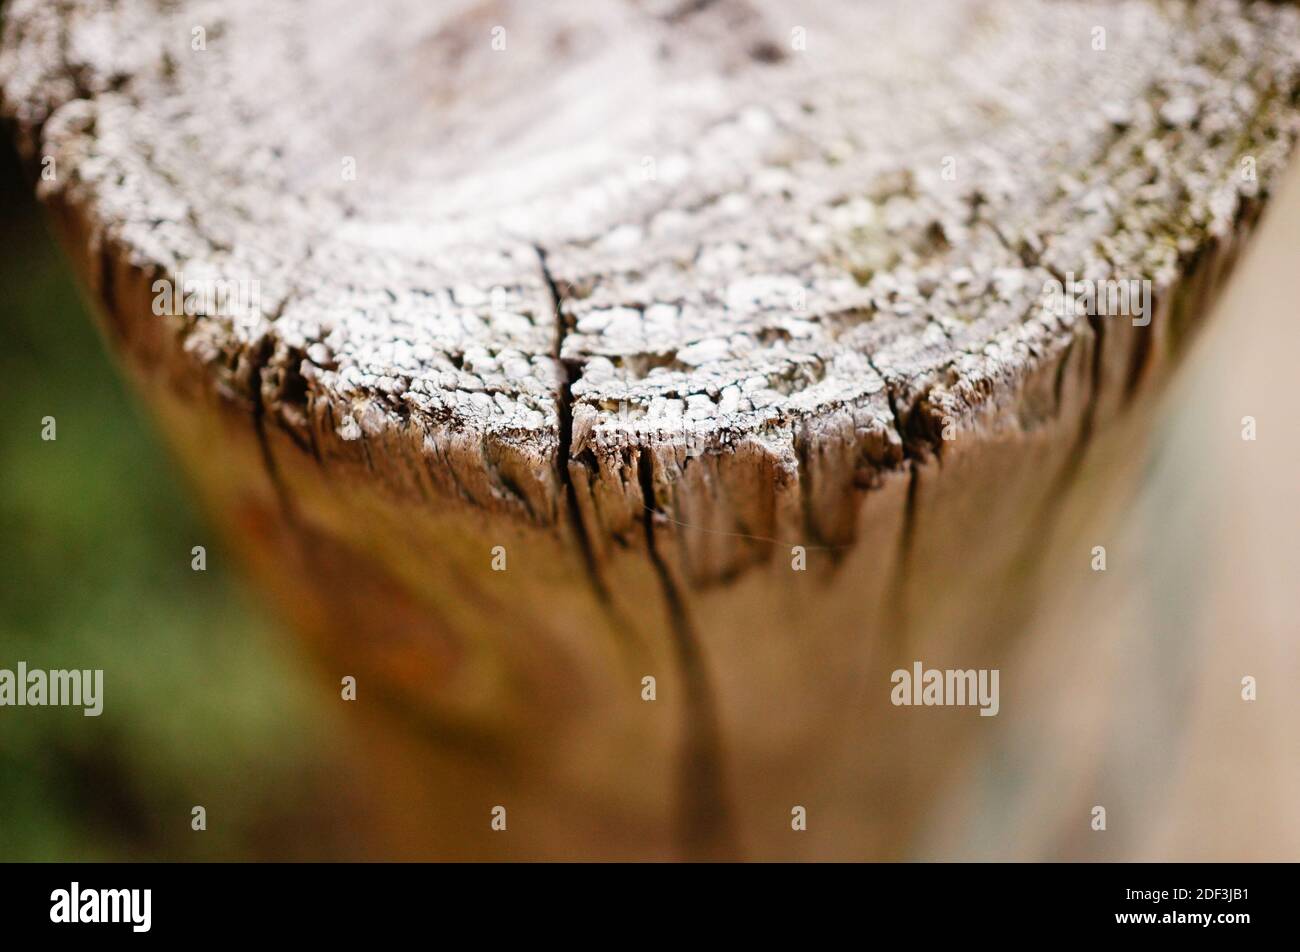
{"left": 1053, "top": 336, "right": 1077, "bottom": 419}
{"left": 247, "top": 333, "right": 300, "bottom": 527}
{"left": 1076, "top": 312, "right": 1106, "bottom": 469}
{"left": 637, "top": 450, "right": 737, "bottom": 859}
{"left": 866, "top": 355, "right": 925, "bottom": 654}
{"left": 246, "top": 286, "right": 306, "bottom": 526}
{"left": 1043, "top": 260, "right": 1106, "bottom": 494}
{"left": 94, "top": 240, "right": 128, "bottom": 345}
{"left": 792, "top": 427, "right": 831, "bottom": 552}
{"left": 535, "top": 244, "right": 615, "bottom": 608}
{"left": 245, "top": 325, "right": 523, "bottom": 764}
{"left": 888, "top": 458, "right": 922, "bottom": 656}
{"left": 538, "top": 243, "right": 734, "bottom": 856}
{"left": 994, "top": 306, "right": 1109, "bottom": 628}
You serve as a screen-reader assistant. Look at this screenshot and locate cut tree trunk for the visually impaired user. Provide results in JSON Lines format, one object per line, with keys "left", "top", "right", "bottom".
{"left": 3, "top": 0, "right": 1297, "bottom": 859}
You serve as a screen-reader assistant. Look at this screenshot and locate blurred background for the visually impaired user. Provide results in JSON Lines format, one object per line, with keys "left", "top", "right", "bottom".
{"left": 0, "top": 135, "right": 366, "bottom": 861}
{"left": 2, "top": 123, "right": 1297, "bottom": 862}
{"left": 917, "top": 163, "right": 1300, "bottom": 861}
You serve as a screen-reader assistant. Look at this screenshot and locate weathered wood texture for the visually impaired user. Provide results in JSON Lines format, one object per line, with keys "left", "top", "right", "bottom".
{"left": 3, "top": 0, "right": 1298, "bottom": 858}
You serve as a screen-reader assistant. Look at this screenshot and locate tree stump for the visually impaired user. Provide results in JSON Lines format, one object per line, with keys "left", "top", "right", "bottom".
{"left": 3, "top": 0, "right": 1298, "bottom": 859}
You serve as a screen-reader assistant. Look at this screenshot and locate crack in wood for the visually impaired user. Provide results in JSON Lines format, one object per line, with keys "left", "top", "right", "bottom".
{"left": 248, "top": 334, "right": 300, "bottom": 528}
{"left": 637, "top": 449, "right": 736, "bottom": 859}
{"left": 544, "top": 241, "right": 735, "bottom": 857}
{"left": 536, "top": 243, "right": 612, "bottom": 605}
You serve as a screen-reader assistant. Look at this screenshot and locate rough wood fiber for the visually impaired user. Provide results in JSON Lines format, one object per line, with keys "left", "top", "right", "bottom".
{"left": 4, "top": 0, "right": 1298, "bottom": 859}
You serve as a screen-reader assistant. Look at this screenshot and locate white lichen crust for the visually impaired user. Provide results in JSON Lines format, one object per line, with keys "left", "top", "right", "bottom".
{"left": 3, "top": 0, "right": 1298, "bottom": 563}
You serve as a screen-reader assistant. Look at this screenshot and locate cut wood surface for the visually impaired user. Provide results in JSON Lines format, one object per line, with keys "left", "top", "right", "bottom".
{"left": 3, "top": 0, "right": 1298, "bottom": 859}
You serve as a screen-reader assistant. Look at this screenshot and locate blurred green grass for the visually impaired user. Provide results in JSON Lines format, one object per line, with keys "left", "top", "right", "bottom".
{"left": 0, "top": 136, "right": 340, "bottom": 860}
